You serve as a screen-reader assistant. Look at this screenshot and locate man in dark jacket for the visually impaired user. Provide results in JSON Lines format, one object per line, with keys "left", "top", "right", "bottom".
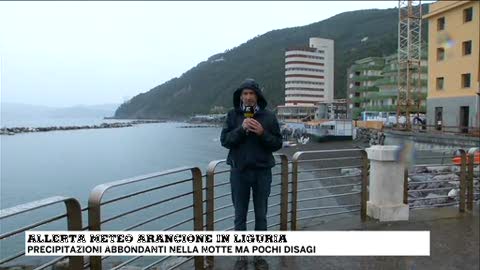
{"left": 220, "top": 79, "right": 283, "bottom": 232}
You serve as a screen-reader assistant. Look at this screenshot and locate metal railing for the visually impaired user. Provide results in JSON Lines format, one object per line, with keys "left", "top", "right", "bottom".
{"left": 404, "top": 148, "right": 478, "bottom": 211}
{"left": 291, "top": 149, "right": 369, "bottom": 230}
{"left": 87, "top": 166, "right": 203, "bottom": 270}
{"left": 204, "top": 154, "right": 289, "bottom": 269}
{"left": 0, "top": 196, "right": 83, "bottom": 270}
{"left": 407, "top": 124, "right": 480, "bottom": 137}
{"left": 1, "top": 147, "right": 478, "bottom": 270}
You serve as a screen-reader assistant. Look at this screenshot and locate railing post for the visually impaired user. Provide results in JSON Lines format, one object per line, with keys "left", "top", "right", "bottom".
{"left": 87, "top": 166, "right": 192, "bottom": 270}
{"left": 0, "top": 196, "right": 84, "bottom": 270}
{"left": 64, "top": 198, "right": 84, "bottom": 270}
{"left": 404, "top": 168, "right": 409, "bottom": 205}
{"left": 360, "top": 150, "right": 369, "bottom": 222}
{"left": 88, "top": 187, "right": 104, "bottom": 270}
{"left": 205, "top": 160, "right": 225, "bottom": 270}
{"left": 365, "top": 145, "right": 408, "bottom": 221}
{"left": 191, "top": 167, "right": 205, "bottom": 270}
{"left": 467, "top": 148, "right": 478, "bottom": 211}
{"left": 291, "top": 152, "right": 300, "bottom": 231}
{"left": 278, "top": 154, "right": 289, "bottom": 231}
{"left": 458, "top": 149, "right": 467, "bottom": 213}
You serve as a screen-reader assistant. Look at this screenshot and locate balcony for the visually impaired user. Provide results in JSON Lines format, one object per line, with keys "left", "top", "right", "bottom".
{"left": 353, "top": 75, "right": 383, "bottom": 82}
{"left": 357, "top": 86, "right": 380, "bottom": 93}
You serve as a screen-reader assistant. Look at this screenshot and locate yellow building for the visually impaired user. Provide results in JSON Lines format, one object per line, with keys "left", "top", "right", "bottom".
{"left": 424, "top": 0, "right": 479, "bottom": 132}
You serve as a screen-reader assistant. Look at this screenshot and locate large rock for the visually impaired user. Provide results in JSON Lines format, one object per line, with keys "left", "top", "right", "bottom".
{"left": 448, "top": 189, "right": 459, "bottom": 198}
{"left": 340, "top": 168, "right": 362, "bottom": 176}
{"left": 432, "top": 174, "right": 458, "bottom": 184}
{"left": 412, "top": 199, "right": 427, "bottom": 208}
{"left": 450, "top": 166, "right": 461, "bottom": 173}
{"left": 474, "top": 166, "right": 480, "bottom": 177}
{"left": 424, "top": 193, "right": 448, "bottom": 205}
{"left": 412, "top": 166, "right": 429, "bottom": 173}
{"left": 447, "top": 181, "right": 460, "bottom": 188}
{"left": 408, "top": 190, "right": 423, "bottom": 198}
{"left": 409, "top": 183, "right": 428, "bottom": 192}
{"left": 426, "top": 166, "right": 451, "bottom": 173}
{"left": 409, "top": 174, "right": 433, "bottom": 191}
{"left": 409, "top": 174, "right": 432, "bottom": 182}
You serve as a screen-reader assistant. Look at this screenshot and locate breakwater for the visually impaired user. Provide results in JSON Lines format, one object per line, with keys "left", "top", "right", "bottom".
{"left": 178, "top": 124, "right": 220, "bottom": 128}
{"left": 0, "top": 120, "right": 165, "bottom": 135}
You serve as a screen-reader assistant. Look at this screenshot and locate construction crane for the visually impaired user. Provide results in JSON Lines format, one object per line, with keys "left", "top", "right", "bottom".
{"left": 396, "top": 0, "right": 423, "bottom": 130}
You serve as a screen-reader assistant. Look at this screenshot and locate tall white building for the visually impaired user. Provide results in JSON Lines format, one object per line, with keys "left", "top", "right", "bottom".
{"left": 278, "top": 37, "right": 335, "bottom": 121}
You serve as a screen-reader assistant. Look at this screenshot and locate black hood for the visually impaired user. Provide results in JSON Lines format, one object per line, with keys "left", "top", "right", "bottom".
{"left": 233, "top": 79, "right": 267, "bottom": 110}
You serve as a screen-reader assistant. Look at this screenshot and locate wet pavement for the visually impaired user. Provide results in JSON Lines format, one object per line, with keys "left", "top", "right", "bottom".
{"left": 209, "top": 206, "right": 479, "bottom": 270}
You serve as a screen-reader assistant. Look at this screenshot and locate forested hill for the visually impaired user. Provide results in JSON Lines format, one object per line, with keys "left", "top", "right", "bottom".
{"left": 115, "top": 5, "right": 428, "bottom": 119}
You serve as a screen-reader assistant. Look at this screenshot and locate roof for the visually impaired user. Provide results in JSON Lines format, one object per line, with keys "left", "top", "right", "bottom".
{"left": 423, "top": 0, "right": 474, "bottom": 19}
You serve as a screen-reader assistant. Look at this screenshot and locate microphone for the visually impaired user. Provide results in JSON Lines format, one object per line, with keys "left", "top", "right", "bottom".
{"left": 243, "top": 106, "right": 255, "bottom": 118}
{"left": 243, "top": 106, "right": 254, "bottom": 134}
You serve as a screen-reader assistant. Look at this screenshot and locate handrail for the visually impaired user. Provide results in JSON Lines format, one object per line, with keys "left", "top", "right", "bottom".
{"left": 0, "top": 196, "right": 83, "bottom": 270}
{"left": 2, "top": 146, "right": 477, "bottom": 270}
{"left": 404, "top": 148, "right": 467, "bottom": 212}
{"left": 87, "top": 166, "right": 203, "bottom": 270}
{"left": 291, "top": 149, "right": 369, "bottom": 230}
{"left": 204, "top": 154, "right": 288, "bottom": 269}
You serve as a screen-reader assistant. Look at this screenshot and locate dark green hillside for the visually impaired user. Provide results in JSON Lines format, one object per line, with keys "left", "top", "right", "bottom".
{"left": 115, "top": 5, "right": 428, "bottom": 119}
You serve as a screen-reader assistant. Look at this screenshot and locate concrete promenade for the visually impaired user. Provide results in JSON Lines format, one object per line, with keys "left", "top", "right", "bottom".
{"left": 210, "top": 207, "right": 479, "bottom": 270}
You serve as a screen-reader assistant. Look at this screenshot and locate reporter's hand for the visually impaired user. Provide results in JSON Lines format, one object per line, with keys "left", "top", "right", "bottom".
{"left": 247, "top": 119, "right": 264, "bottom": 136}
{"left": 242, "top": 118, "right": 252, "bottom": 131}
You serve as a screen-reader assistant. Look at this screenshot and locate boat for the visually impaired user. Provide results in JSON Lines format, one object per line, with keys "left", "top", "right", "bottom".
{"left": 452, "top": 152, "right": 480, "bottom": 165}
{"left": 306, "top": 119, "right": 353, "bottom": 142}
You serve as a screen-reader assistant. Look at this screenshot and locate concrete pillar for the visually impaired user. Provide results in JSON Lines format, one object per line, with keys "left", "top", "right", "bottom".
{"left": 366, "top": 145, "right": 409, "bottom": 221}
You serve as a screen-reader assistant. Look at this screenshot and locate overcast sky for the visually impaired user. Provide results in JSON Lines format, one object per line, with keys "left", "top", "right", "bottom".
{"left": 0, "top": 1, "right": 406, "bottom": 107}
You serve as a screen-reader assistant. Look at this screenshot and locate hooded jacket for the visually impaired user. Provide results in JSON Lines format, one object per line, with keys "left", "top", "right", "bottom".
{"left": 220, "top": 79, "right": 283, "bottom": 170}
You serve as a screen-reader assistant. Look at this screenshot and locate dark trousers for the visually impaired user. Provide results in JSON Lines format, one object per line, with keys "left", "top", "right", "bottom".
{"left": 229, "top": 167, "right": 272, "bottom": 231}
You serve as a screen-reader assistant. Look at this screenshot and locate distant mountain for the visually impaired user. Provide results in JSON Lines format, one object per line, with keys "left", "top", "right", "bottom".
{"left": 49, "top": 104, "right": 120, "bottom": 118}
{"left": 115, "top": 5, "right": 428, "bottom": 119}
{"left": 1, "top": 102, "right": 120, "bottom": 120}
{"left": 0, "top": 103, "right": 53, "bottom": 120}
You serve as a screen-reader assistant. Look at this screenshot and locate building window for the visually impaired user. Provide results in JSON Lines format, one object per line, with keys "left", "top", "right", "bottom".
{"left": 463, "top": 41, "right": 472, "bottom": 55}
{"left": 463, "top": 7, "right": 473, "bottom": 22}
{"left": 437, "top": 48, "right": 445, "bottom": 61}
{"left": 462, "top": 73, "right": 471, "bottom": 88}
{"left": 436, "top": 77, "right": 444, "bottom": 90}
{"left": 437, "top": 17, "right": 445, "bottom": 31}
